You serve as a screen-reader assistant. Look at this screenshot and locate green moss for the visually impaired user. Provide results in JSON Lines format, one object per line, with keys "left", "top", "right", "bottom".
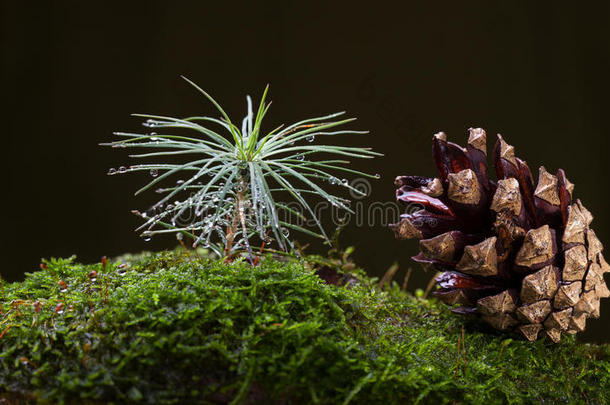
{"left": 1, "top": 250, "right": 608, "bottom": 404}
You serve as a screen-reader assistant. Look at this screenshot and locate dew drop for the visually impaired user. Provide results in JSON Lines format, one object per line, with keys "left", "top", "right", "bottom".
{"left": 143, "top": 236, "right": 152, "bottom": 242}
{"left": 150, "top": 169, "right": 158, "bottom": 177}
{"left": 306, "top": 135, "right": 315, "bottom": 142}
{"left": 374, "top": 173, "right": 381, "bottom": 179}
{"left": 107, "top": 168, "right": 117, "bottom": 175}
{"left": 176, "top": 180, "right": 185, "bottom": 186}
{"left": 342, "top": 178, "right": 349, "bottom": 185}
{"left": 281, "top": 228, "right": 290, "bottom": 237}
{"left": 296, "top": 154, "right": 304, "bottom": 161}
{"left": 176, "top": 233, "right": 183, "bottom": 241}
{"left": 118, "top": 166, "right": 127, "bottom": 173}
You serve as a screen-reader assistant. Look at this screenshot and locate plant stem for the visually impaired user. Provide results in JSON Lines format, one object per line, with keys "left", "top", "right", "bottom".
{"left": 224, "top": 212, "right": 239, "bottom": 261}
{"left": 224, "top": 175, "right": 254, "bottom": 265}
{"left": 237, "top": 176, "right": 255, "bottom": 265}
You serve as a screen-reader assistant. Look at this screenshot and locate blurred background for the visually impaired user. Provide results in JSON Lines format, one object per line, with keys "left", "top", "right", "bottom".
{"left": 3, "top": 2, "right": 609, "bottom": 341}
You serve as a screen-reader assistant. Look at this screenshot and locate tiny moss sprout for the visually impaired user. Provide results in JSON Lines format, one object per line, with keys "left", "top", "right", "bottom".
{"left": 103, "top": 77, "right": 380, "bottom": 261}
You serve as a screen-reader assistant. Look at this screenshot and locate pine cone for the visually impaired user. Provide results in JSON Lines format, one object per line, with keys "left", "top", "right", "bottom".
{"left": 390, "top": 129, "right": 609, "bottom": 342}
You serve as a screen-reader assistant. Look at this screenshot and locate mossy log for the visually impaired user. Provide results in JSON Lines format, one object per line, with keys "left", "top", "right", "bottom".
{"left": 1, "top": 250, "right": 608, "bottom": 404}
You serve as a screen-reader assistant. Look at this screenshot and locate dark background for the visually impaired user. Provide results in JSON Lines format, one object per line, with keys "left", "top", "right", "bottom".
{"left": 3, "top": 2, "right": 609, "bottom": 342}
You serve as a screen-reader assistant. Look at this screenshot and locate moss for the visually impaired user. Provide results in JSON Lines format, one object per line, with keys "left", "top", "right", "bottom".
{"left": 1, "top": 250, "right": 609, "bottom": 404}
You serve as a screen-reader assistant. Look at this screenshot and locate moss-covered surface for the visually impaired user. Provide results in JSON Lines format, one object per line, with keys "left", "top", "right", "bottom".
{"left": 1, "top": 250, "right": 609, "bottom": 404}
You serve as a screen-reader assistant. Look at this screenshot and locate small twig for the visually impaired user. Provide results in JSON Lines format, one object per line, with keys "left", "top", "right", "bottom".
{"left": 461, "top": 326, "right": 467, "bottom": 375}
{"left": 401, "top": 268, "right": 413, "bottom": 291}
{"left": 253, "top": 230, "right": 270, "bottom": 267}
{"left": 423, "top": 271, "right": 440, "bottom": 299}
{"left": 453, "top": 326, "right": 467, "bottom": 377}
{"left": 454, "top": 330, "right": 461, "bottom": 376}
{"left": 0, "top": 325, "right": 12, "bottom": 339}
{"left": 496, "top": 339, "right": 511, "bottom": 361}
{"left": 378, "top": 262, "right": 399, "bottom": 289}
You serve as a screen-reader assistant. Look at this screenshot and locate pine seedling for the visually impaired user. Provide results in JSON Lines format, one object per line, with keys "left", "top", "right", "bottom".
{"left": 103, "top": 77, "right": 380, "bottom": 261}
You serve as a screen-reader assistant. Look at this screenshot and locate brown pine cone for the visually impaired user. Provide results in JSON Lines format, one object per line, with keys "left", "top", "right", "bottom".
{"left": 390, "top": 129, "right": 609, "bottom": 342}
